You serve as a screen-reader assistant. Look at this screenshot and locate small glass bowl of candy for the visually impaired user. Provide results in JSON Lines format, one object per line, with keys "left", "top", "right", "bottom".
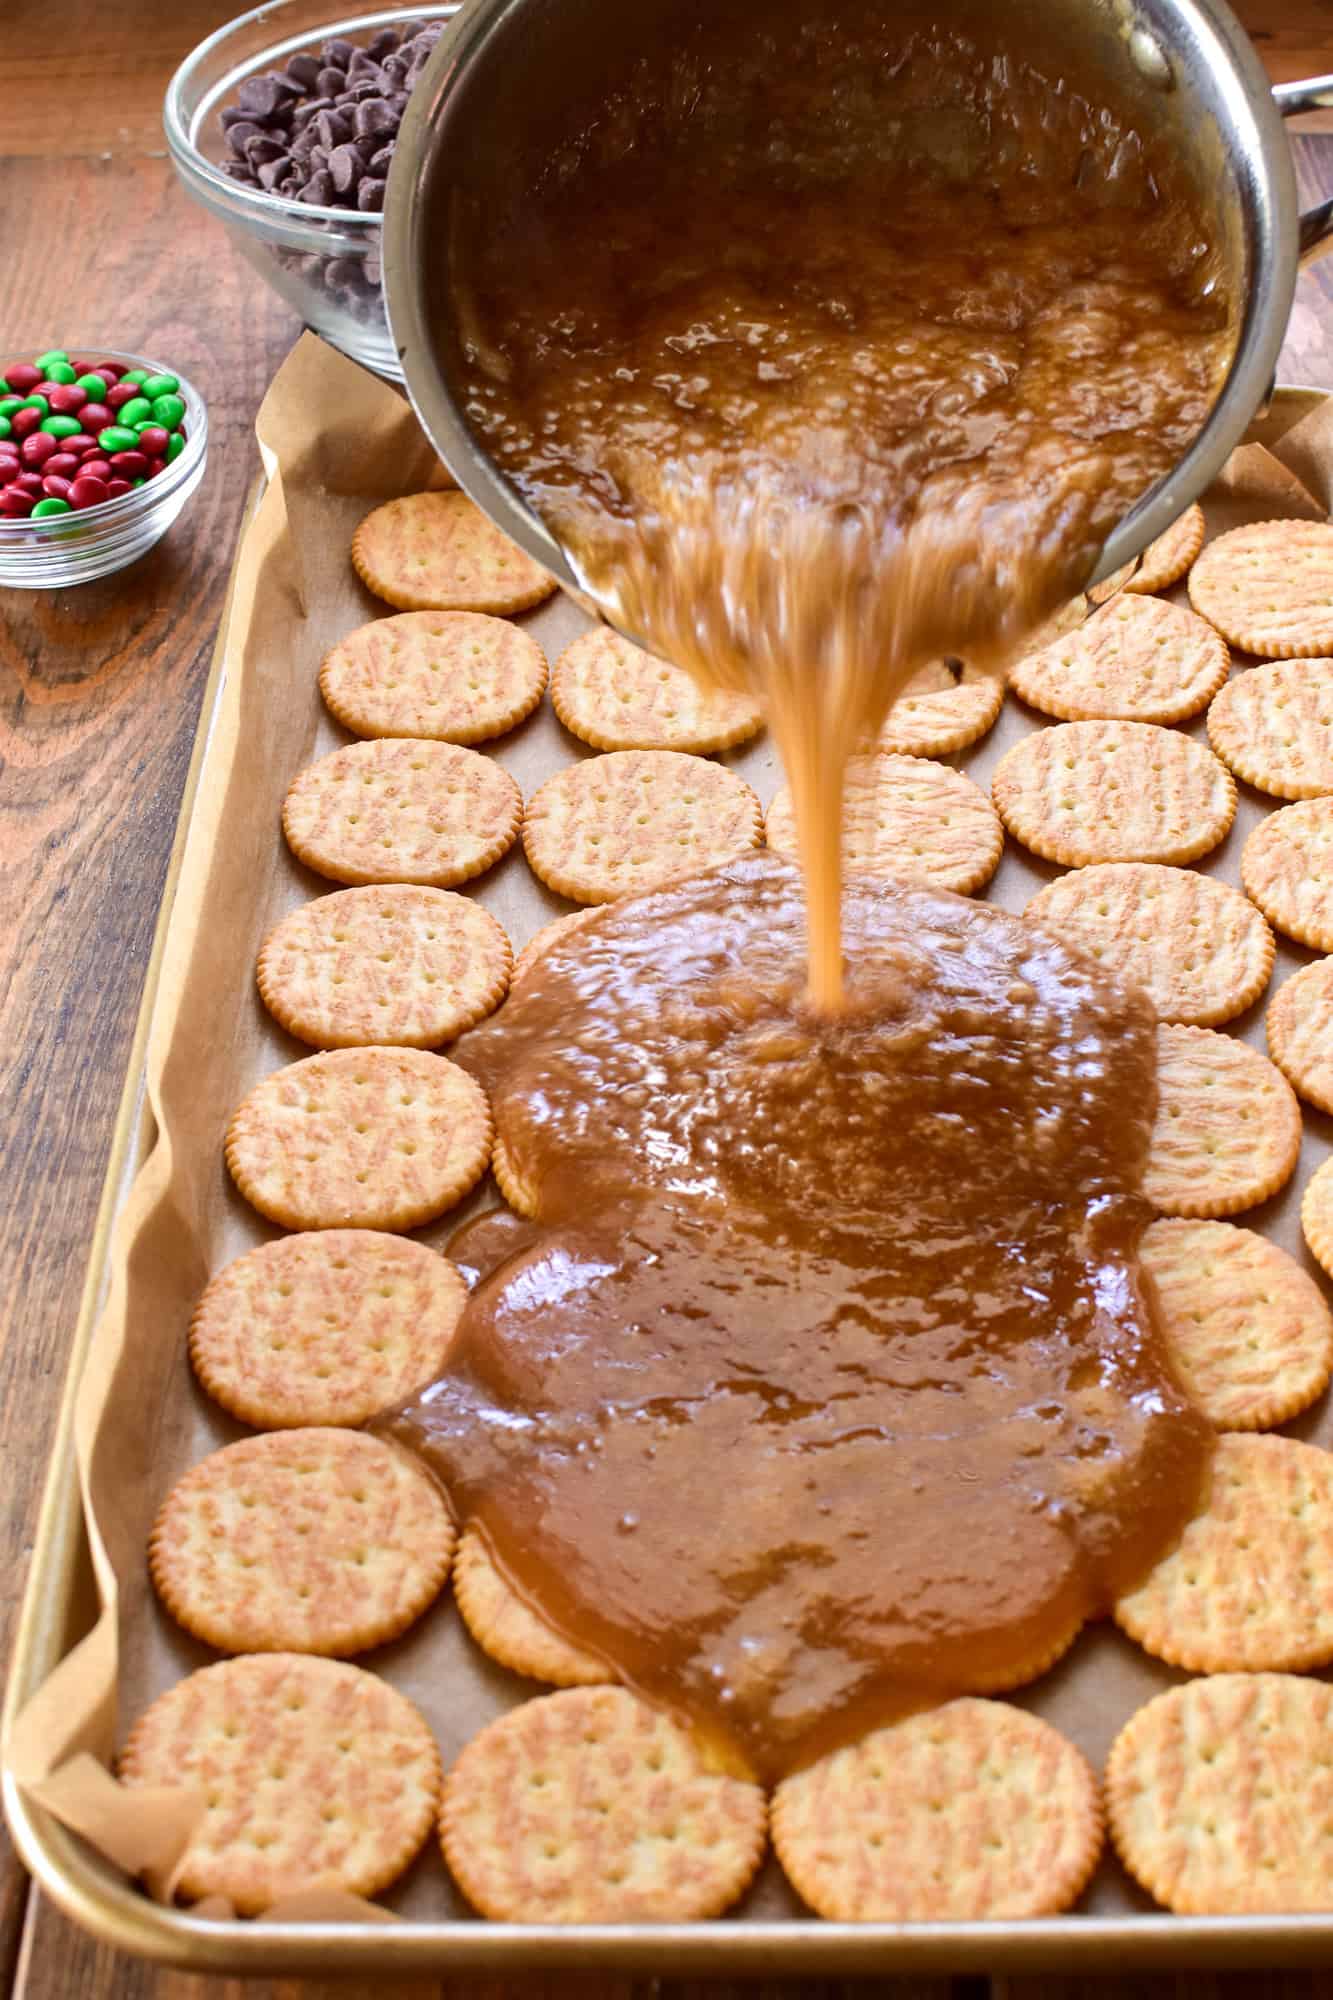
{"left": 0, "top": 348, "right": 207, "bottom": 590}
{"left": 165, "top": 2, "right": 452, "bottom": 382}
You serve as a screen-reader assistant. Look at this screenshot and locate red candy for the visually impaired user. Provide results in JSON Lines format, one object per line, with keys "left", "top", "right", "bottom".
{"left": 43, "top": 452, "right": 79, "bottom": 477}
{"left": 46, "top": 383, "right": 87, "bottom": 414}
{"left": 79, "top": 402, "right": 112, "bottom": 433}
{"left": 69, "top": 475, "right": 108, "bottom": 508}
{"left": 147, "top": 457, "right": 167, "bottom": 478}
{"left": 106, "top": 382, "right": 140, "bottom": 411}
{"left": 60, "top": 433, "right": 95, "bottom": 456}
{"left": 109, "top": 449, "right": 148, "bottom": 478}
{"left": 0, "top": 488, "right": 34, "bottom": 516}
{"left": 11, "top": 407, "right": 42, "bottom": 439}
{"left": 136, "top": 425, "right": 170, "bottom": 458}
{"left": 79, "top": 456, "right": 110, "bottom": 480}
{"left": 41, "top": 474, "right": 73, "bottom": 500}
{"left": 20, "top": 431, "right": 58, "bottom": 467}
{"left": 15, "top": 472, "right": 45, "bottom": 495}
{"left": 104, "top": 477, "right": 132, "bottom": 498}
{"left": 97, "top": 362, "right": 125, "bottom": 380}
{"left": 5, "top": 363, "right": 41, "bottom": 394}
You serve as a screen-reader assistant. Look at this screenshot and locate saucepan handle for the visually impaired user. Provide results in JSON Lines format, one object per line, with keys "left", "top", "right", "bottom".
{"left": 1274, "top": 76, "right": 1333, "bottom": 266}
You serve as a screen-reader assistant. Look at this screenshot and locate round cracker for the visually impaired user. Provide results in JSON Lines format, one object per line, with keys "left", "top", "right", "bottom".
{"left": 351, "top": 491, "right": 556, "bottom": 615}
{"left": 1007, "top": 594, "right": 1229, "bottom": 725}
{"left": 1300, "top": 1155, "right": 1333, "bottom": 1282}
{"left": 523, "top": 750, "right": 762, "bottom": 904}
{"left": 282, "top": 739, "right": 522, "bottom": 890}
{"left": 767, "top": 753, "right": 1003, "bottom": 896}
{"left": 551, "top": 628, "right": 761, "bottom": 754}
{"left": 1188, "top": 520, "right": 1333, "bottom": 659}
{"left": 992, "top": 720, "right": 1235, "bottom": 867}
{"left": 257, "top": 886, "right": 512, "bottom": 1050}
{"left": 875, "top": 659, "right": 1004, "bottom": 757}
{"left": 1139, "top": 1217, "right": 1333, "bottom": 1431}
{"left": 453, "top": 1527, "right": 610, "bottom": 1687}
{"left": 320, "top": 611, "right": 548, "bottom": 743}
{"left": 491, "top": 1129, "right": 541, "bottom": 1218}
{"left": 150, "top": 1428, "right": 454, "bottom": 1657}
{"left": 772, "top": 1700, "right": 1102, "bottom": 1922}
{"left": 1124, "top": 502, "right": 1207, "bottom": 597}
{"left": 1113, "top": 1433, "right": 1333, "bottom": 1672}
{"left": 119, "top": 1653, "right": 440, "bottom": 1913}
{"left": 1267, "top": 957, "right": 1333, "bottom": 1113}
{"left": 1208, "top": 658, "right": 1333, "bottom": 800}
{"left": 188, "top": 1231, "right": 467, "bottom": 1430}
{"left": 1241, "top": 796, "right": 1333, "bottom": 951}
{"left": 1107, "top": 1674, "right": 1333, "bottom": 1914}
{"left": 225, "top": 1047, "right": 491, "bottom": 1232}
{"left": 1143, "top": 1023, "right": 1301, "bottom": 1218}
{"left": 511, "top": 908, "right": 602, "bottom": 989}
{"left": 440, "top": 1686, "right": 767, "bottom": 1922}
{"left": 1025, "top": 864, "right": 1272, "bottom": 1027}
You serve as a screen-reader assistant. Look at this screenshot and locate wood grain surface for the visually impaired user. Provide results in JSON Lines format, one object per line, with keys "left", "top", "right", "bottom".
{"left": 2, "top": 0, "right": 1331, "bottom": 1995}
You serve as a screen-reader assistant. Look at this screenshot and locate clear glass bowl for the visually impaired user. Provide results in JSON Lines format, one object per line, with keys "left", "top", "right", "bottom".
{"left": 164, "top": 0, "right": 454, "bottom": 381}
{"left": 0, "top": 351, "right": 207, "bottom": 590}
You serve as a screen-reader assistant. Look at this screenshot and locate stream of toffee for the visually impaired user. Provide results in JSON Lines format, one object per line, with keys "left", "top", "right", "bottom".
{"left": 382, "top": 4, "right": 1233, "bottom": 1775}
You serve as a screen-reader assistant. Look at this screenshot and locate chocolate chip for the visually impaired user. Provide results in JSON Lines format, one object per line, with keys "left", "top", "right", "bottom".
{"left": 354, "top": 97, "right": 397, "bottom": 139}
{"left": 319, "top": 37, "right": 356, "bottom": 67}
{"left": 357, "top": 177, "right": 387, "bottom": 212}
{"left": 290, "top": 124, "right": 320, "bottom": 160}
{"left": 324, "top": 256, "right": 361, "bottom": 288}
{"left": 368, "top": 141, "right": 396, "bottom": 174}
{"left": 244, "top": 133, "right": 287, "bottom": 164}
{"left": 285, "top": 52, "right": 322, "bottom": 90}
{"left": 381, "top": 54, "right": 409, "bottom": 87}
{"left": 237, "top": 73, "right": 295, "bottom": 120}
{"left": 328, "top": 142, "right": 363, "bottom": 194}
{"left": 291, "top": 96, "right": 333, "bottom": 128}
{"left": 314, "top": 108, "right": 352, "bottom": 149}
{"left": 346, "top": 48, "right": 383, "bottom": 79}
{"left": 226, "top": 119, "right": 265, "bottom": 155}
{"left": 258, "top": 154, "right": 294, "bottom": 189}
{"left": 220, "top": 105, "right": 253, "bottom": 130}
{"left": 308, "top": 144, "right": 330, "bottom": 174}
{"left": 317, "top": 66, "right": 346, "bottom": 97}
{"left": 222, "top": 158, "right": 257, "bottom": 182}
{"left": 299, "top": 169, "right": 336, "bottom": 206}
{"left": 367, "top": 27, "right": 401, "bottom": 59}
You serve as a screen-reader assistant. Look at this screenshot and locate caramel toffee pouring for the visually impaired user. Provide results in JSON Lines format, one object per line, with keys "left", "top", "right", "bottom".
{"left": 450, "top": 0, "right": 1235, "bottom": 1004}
{"left": 379, "top": 857, "right": 1212, "bottom": 1778}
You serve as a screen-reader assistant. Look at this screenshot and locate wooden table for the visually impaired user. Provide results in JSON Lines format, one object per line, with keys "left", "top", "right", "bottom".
{"left": 4, "top": 2, "right": 1333, "bottom": 1994}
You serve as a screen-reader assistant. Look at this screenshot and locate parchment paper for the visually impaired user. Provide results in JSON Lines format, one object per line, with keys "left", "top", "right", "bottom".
{"left": 7, "top": 332, "right": 1333, "bottom": 1928}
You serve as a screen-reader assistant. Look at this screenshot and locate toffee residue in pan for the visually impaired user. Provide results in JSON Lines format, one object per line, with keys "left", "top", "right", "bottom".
{"left": 454, "top": 0, "right": 1235, "bottom": 1007}
{"left": 378, "top": 858, "right": 1213, "bottom": 1780}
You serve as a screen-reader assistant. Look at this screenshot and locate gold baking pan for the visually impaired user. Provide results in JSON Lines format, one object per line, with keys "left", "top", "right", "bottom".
{"left": 5, "top": 352, "right": 1333, "bottom": 1972}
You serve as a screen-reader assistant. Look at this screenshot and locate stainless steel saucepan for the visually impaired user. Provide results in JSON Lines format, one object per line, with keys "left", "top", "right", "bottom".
{"left": 383, "top": 0, "right": 1333, "bottom": 592}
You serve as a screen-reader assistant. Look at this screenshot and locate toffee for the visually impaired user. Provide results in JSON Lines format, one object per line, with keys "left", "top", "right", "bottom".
{"left": 380, "top": 858, "right": 1213, "bottom": 1778}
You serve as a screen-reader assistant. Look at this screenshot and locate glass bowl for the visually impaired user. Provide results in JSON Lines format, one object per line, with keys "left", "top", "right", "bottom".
{"left": 0, "top": 351, "right": 207, "bottom": 590}
{"left": 164, "top": 0, "right": 454, "bottom": 380}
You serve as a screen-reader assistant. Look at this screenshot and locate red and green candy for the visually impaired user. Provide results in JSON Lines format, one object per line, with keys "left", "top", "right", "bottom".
{"left": 0, "top": 350, "right": 189, "bottom": 519}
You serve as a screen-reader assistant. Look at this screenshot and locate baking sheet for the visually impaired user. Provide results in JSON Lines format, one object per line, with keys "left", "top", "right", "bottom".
{"left": 7, "top": 333, "right": 1333, "bottom": 1971}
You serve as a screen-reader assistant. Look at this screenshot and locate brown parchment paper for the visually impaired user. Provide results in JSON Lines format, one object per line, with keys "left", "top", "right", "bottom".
{"left": 8, "top": 333, "right": 1333, "bottom": 1928}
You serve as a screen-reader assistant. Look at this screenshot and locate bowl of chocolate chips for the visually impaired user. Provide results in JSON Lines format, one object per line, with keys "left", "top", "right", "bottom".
{"left": 165, "top": 1, "right": 452, "bottom": 378}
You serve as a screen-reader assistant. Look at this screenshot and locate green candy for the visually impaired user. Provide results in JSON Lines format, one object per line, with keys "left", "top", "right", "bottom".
{"left": 97, "top": 424, "right": 139, "bottom": 453}
{"left": 0, "top": 417, "right": 9, "bottom": 442}
{"left": 150, "top": 393, "right": 186, "bottom": 431}
{"left": 140, "top": 372, "right": 179, "bottom": 399}
{"left": 19, "top": 395, "right": 50, "bottom": 416}
{"left": 165, "top": 431, "right": 186, "bottom": 463}
{"left": 75, "top": 372, "right": 109, "bottom": 396}
{"left": 43, "top": 362, "right": 77, "bottom": 385}
{"left": 32, "top": 496, "right": 72, "bottom": 517}
{"left": 117, "top": 396, "right": 154, "bottom": 428}
{"left": 33, "top": 349, "right": 70, "bottom": 370}
{"left": 131, "top": 477, "right": 146, "bottom": 488}
{"left": 0, "top": 395, "right": 21, "bottom": 417}
{"left": 40, "top": 415, "right": 81, "bottom": 438}
{"left": 120, "top": 369, "right": 149, "bottom": 386}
